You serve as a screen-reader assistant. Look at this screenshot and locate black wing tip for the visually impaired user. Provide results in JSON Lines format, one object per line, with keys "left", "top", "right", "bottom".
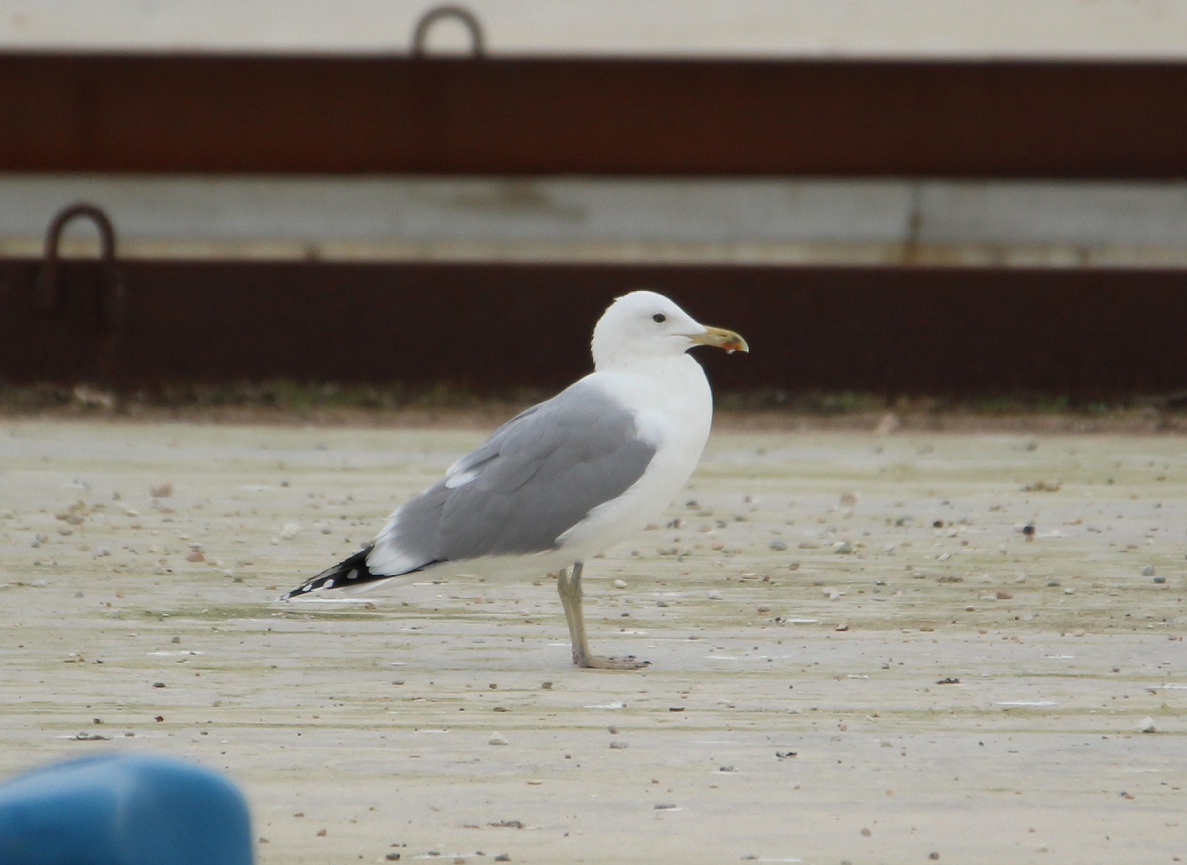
{"left": 280, "top": 545, "right": 376, "bottom": 600}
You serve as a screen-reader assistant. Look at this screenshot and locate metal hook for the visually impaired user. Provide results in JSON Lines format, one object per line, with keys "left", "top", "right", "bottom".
{"left": 37, "top": 202, "right": 120, "bottom": 320}
{"left": 411, "top": 5, "right": 485, "bottom": 57}
{"left": 35, "top": 202, "right": 127, "bottom": 390}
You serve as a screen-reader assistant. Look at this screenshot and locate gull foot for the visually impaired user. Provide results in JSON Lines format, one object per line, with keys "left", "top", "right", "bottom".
{"left": 576, "top": 653, "right": 651, "bottom": 671}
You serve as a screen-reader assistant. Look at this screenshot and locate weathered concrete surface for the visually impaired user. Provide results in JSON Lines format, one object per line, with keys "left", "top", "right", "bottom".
{"left": 7, "top": 176, "right": 1187, "bottom": 267}
{"left": 5, "top": 0, "right": 1187, "bottom": 58}
{"left": 1, "top": 418, "right": 1184, "bottom": 864}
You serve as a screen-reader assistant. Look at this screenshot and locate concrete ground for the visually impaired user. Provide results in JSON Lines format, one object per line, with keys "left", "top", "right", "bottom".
{"left": 1, "top": 416, "right": 1184, "bottom": 864}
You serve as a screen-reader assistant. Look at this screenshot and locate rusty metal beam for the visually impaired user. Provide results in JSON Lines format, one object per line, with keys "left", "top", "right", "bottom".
{"left": 2, "top": 259, "right": 1185, "bottom": 398}
{"left": 2, "top": 53, "right": 1186, "bottom": 178}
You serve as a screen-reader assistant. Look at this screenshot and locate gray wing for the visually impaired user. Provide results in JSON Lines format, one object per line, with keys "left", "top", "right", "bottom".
{"left": 369, "top": 379, "right": 656, "bottom": 574}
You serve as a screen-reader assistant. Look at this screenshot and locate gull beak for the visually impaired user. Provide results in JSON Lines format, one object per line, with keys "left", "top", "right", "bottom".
{"left": 689, "top": 325, "right": 749, "bottom": 354}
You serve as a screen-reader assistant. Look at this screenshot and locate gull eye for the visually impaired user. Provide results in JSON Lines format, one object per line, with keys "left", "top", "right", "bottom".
{"left": 652, "top": 313, "right": 667, "bottom": 323}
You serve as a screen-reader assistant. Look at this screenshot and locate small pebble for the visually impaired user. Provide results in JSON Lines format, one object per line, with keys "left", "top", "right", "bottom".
{"left": 1141, "top": 565, "right": 1156, "bottom": 576}
{"left": 613, "top": 579, "right": 627, "bottom": 589}
{"left": 833, "top": 540, "right": 855, "bottom": 554}
{"left": 1139, "top": 717, "right": 1157, "bottom": 733}
{"left": 489, "top": 732, "right": 509, "bottom": 746}
{"left": 768, "top": 539, "right": 788, "bottom": 551}
{"left": 279, "top": 523, "right": 300, "bottom": 541}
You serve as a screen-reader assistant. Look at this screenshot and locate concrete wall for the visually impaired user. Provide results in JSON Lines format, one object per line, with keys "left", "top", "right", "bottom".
{"left": 3, "top": 0, "right": 1186, "bottom": 59}
{"left": 4, "top": 177, "right": 1187, "bottom": 268}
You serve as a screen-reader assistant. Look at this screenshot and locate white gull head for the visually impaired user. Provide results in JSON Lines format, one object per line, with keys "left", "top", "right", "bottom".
{"left": 590, "top": 290, "right": 748, "bottom": 371}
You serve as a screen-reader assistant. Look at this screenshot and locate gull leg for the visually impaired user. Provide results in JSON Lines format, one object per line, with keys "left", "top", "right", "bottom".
{"left": 555, "top": 566, "right": 587, "bottom": 666}
{"left": 556, "top": 562, "right": 648, "bottom": 670}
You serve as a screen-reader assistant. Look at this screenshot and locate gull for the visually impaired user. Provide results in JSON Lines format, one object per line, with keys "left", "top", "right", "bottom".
{"left": 282, "top": 290, "right": 747, "bottom": 668}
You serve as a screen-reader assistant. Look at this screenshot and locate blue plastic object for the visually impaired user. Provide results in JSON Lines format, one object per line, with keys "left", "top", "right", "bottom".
{"left": 0, "top": 753, "right": 253, "bottom": 865}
